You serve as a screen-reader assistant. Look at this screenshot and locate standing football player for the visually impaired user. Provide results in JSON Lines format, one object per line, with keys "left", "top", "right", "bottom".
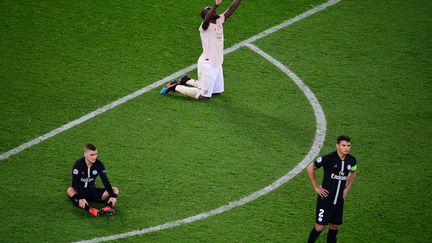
{"left": 160, "top": 0, "right": 241, "bottom": 100}
{"left": 306, "top": 135, "right": 358, "bottom": 243}
{"left": 66, "top": 144, "right": 119, "bottom": 216}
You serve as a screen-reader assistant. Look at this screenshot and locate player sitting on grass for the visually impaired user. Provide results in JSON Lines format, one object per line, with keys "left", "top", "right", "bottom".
{"left": 66, "top": 144, "right": 119, "bottom": 217}
{"left": 160, "top": 0, "right": 241, "bottom": 100}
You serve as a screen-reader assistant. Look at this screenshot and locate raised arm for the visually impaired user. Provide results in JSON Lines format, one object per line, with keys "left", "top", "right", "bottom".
{"left": 223, "top": 0, "right": 241, "bottom": 21}
{"left": 202, "top": 0, "right": 222, "bottom": 30}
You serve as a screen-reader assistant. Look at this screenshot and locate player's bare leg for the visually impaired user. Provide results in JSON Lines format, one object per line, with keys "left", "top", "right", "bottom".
{"left": 174, "top": 85, "right": 200, "bottom": 99}
{"left": 66, "top": 187, "right": 76, "bottom": 198}
{"left": 101, "top": 187, "right": 119, "bottom": 205}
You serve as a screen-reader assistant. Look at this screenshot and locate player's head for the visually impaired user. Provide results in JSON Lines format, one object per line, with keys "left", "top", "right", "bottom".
{"left": 336, "top": 135, "right": 351, "bottom": 155}
{"left": 201, "top": 6, "right": 220, "bottom": 20}
{"left": 84, "top": 143, "right": 98, "bottom": 163}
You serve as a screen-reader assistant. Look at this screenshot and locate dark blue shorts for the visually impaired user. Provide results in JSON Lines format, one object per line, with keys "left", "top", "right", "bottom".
{"left": 82, "top": 188, "right": 106, "bottom": 203}
{"left": 315, "top": 196, "right": 344, "bottom": 225}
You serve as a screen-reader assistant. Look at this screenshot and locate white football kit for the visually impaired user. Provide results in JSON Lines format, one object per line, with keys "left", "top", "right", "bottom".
{"left": 197, "top": 14, "right": 225, "bottom": 97}
{"left": 174, "top": 14, "right": 226, "bottom": 99}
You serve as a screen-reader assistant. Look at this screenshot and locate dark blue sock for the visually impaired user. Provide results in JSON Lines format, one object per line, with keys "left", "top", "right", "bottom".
{"left": 327, "top": 229, "right": 338, "bottom": 243}
{"left": 308, "top": 227, "right": 322, "bottom": 243}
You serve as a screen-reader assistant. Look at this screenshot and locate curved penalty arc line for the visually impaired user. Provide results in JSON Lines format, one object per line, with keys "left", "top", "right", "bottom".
{"left": 76, "top": 43, "right": 327, "bottom": 243}
{"left": 0, "top": 0, "right": 340, "bottom": 161}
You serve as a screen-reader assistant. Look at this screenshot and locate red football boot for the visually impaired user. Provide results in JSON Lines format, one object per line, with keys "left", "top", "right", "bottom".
{"left": 88, "top": 207, "right": 100, "bottom": 217}
{"left": 100, "top": 206, "right": 115, "bottom": 216}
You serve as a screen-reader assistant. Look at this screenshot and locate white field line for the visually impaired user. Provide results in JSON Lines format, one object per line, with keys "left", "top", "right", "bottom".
{"left": 75, "top": 43, "right": 327, "bottom": 243}
{"left": 0, "top": 0, "right": 340, "bottom": 161}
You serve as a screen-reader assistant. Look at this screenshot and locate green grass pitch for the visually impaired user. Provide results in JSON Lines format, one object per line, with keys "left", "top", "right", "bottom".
{"left": 0, "top": 0, "right": 431, "bottom": 242}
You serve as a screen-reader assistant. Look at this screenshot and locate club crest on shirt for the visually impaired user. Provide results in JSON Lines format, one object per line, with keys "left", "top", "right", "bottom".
{"left": 73, "top": 169, "right": 78, "bottom": 175}
{"left": 92, "top": 170, "right": 98, "bottom": 175}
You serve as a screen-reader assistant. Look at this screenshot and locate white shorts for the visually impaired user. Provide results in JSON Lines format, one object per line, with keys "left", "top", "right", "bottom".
{"left": 197, "top": 62, "right": 224, "bottom": 98}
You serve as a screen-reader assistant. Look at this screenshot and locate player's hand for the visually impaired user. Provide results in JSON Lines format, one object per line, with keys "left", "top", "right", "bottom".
{"left": 108, "top": 197, "right": 117, "bottom": 206}
{"left": 315, "top": 186, "right": 329, "bottom": 198}
{"left": 215, "top": 0, "right": 222, "bottom": 6}
{"left": 78, "top": 199, "right": 88, "bottom": 209}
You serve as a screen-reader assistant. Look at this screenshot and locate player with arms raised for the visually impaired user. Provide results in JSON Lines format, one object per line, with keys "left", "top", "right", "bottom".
{"left": 160, "top": 0, "right": 241, "bottom": 100}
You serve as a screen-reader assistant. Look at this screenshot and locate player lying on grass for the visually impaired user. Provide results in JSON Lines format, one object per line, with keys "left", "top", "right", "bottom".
{"left": 160, "top": 0, "right": 241, "bottom": 100}
{"left": 66, "top": 144, "right": 119, "bottom": 217}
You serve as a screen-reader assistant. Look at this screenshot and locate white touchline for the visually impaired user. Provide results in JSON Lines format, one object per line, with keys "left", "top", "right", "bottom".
{"left": 0, "top": 0, "right": 340, "bottom": 161}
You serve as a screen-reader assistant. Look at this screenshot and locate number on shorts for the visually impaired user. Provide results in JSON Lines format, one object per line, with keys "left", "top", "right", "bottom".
{"left": 318, "top": 209, "right": 324, "bottom": 222}
{"left": 319, "top": 209, "right": 324, "bottom": 217}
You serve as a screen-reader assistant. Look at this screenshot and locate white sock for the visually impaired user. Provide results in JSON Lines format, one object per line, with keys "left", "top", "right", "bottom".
{"left": 175, "top": 85, "right": 200, "bottom": 99}
{"left": 186, "top": 79, "right": 198, "bottom": 87}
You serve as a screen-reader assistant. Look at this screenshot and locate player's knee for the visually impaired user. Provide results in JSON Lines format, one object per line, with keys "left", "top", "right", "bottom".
{"left": 314, "top": 224, "right": 324, "bottom": 232}
{"left": 113, "top": 187, "right": 119, "bottom": 195}
{"left": 329, "top": 224, "right": 339, "bottom": 230}
{"left": 66, "top": 187, "right": 76, "bottom": 197}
